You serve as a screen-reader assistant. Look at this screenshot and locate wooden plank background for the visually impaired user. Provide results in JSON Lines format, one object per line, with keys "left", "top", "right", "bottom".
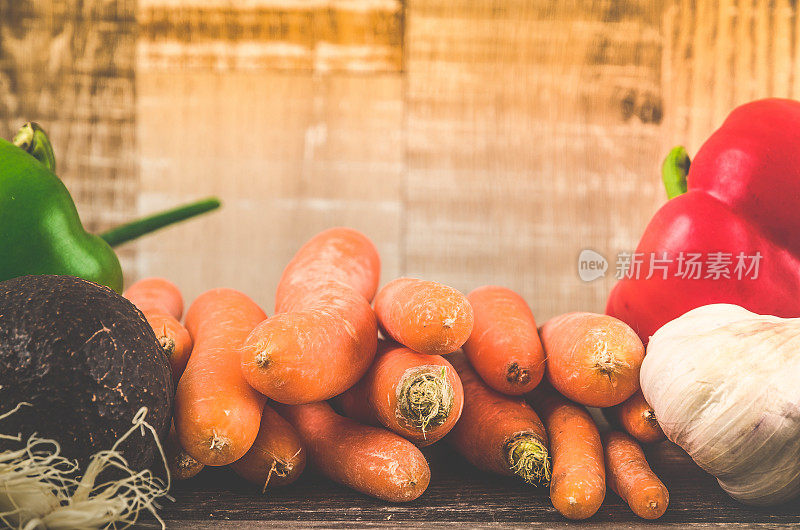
{"left": 2, "top": 0, "right": 800, "bottom": 318}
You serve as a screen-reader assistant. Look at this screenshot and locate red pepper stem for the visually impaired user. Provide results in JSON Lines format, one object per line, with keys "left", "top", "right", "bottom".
{"left": 100, "top": 197, "right": 221, "bottom": 247}
{"left": 662, "top": 146, "right": 691, "bottom": 199}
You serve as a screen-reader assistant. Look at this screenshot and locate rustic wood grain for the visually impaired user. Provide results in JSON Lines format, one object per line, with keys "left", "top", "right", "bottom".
{"left": 132, "top": 0, "right": 405, "bottom": 310}
{"left": 137, "top": 0, "right": 404, "bottom": 72}
{"left": 404, "top": 0, "right": 665, "bottom": 319}
{"left": 6, "top": 1, "right": 800, "bottom": 316}
{"left": 662, "top": 0, "right": 800, "bottom": 155}
{"left": 134, "top": 69, "right": 404, "bottom": 309}
{"left": 146, "top": 441, "right": 800, "bottom": 528}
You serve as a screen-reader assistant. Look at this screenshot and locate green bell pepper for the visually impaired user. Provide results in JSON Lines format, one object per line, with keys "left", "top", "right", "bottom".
{"left": 1, "top": 123, "right": 220, "bottom": 292}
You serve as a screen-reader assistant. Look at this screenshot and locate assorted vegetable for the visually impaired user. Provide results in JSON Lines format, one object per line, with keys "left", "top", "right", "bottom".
{"left": 602, "top": 431, "right": 669, "bottom": 519}
{"left": 230, "top": 404, "right": 306, "bottom": 490}
{"left": 0, "top": 275, "right": 172, "bottom": 471}
{"left": 125, "top": 277, "right": 193, "bottom": 386}
{"left": 274, "top": 401, "right": 431, "bottom": 502}
{"left": 174, "top": 288, "right": 268, "bottom": 466}
{"left": 0, "top": 232, "right": 675, "bottom": 523}
{"left": 0, "top": 124, "right": 220, "bottom": 293}
{"left": 448, "top": 353, "right": 550, "bottom": 486}
{"left": 240, "top": 227, "right": 379, "bottom": 404}
{"left": 607, "top": 98, "right": 800, "bottom": 342}
{"left": 337, "top": 340, "right": 463, "bottom": 446}
{"left": 374, "top": 277, "right": 474, "bottom": 355}
{"left": 541, "top": 312, "right": 644, "bottom": 407}
{"left": 527, "top": 385, "right": 605, "bottom": 520}
{"left": 463, "top": 285, "right": 545, "bottom": 395}
{"left": 642, "top": 303, "right": 800, "bottom": 506}
{"left": 604, "top": 390, "right": 665, "bottom": 444}
{"left": 13, "top": 98, "right": 800, "bottom": 524}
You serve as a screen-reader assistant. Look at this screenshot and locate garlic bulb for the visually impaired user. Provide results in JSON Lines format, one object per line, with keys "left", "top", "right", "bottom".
{"left": 641, "top": 304, "right": 800, "bottom": 506}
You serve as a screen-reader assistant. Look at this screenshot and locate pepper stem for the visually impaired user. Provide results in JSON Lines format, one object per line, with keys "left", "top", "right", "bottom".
{"left": 13, "top": 122, "right": 56, "bottom": 172}
{"left": 662, "top": 146, "right": 691, "bottom": 199}
{"left": 100, "top": 197, "right": 221, "bottom": 247}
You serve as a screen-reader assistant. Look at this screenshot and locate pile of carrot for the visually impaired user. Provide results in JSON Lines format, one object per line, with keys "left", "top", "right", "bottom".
{"left": 129, "top": 226, "right": 669, "bottom": 520}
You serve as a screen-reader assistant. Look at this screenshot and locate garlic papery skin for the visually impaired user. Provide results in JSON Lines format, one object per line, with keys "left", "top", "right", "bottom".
{"left": 641, "top": 304, "right": 800, "bottom": 506}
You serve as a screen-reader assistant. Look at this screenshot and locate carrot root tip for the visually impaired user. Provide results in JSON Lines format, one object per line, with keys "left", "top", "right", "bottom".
{"left": 254, "top": 350, "right": 271, "bottom": 369}
{"left": 208, "top": 431, "right": 230, "bottom": 452}
{"left": 397, "top": 366, "right": 454, "bottom": 434}
{"left": 594, "top": 347, "right": 625, "bottom": 377}
{"left": 261, "top": 458, "right": 293, "bottom": 493}
{"left": 175, "top": 450, "right": 199, "bottom": 471}
{"left": 275, "top": 460, "right": 292, "bottom": 478}
{"left": 506, "top": 433, "right": 551, "bottom": 486}
{"left": 158, "top": 335, "right": 175, "bottom": 356}
{"left": 506, "top": 362, "right": 532, "bottom": 386}
{"left": 643, "top": 409, "right": 659, "bottom": 426}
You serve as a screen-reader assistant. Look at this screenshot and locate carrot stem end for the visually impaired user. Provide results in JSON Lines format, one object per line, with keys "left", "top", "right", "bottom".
{"left": 506, "top": 434, "right": 551, "bottom": 486}
{"left": 255, "top": 350, "right": 271, "bottom": 369}
{"left": 397, "top": 366, "right": 454, "bottom": 434}
{"left": 158, "top": 336, "right": 176, "bottom": 357}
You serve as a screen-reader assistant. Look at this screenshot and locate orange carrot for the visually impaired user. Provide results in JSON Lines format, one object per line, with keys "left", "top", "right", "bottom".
{"left": 275, "top": 226, "right": 381, "bottom": 304}
{"left": 527, "top": 385, "right": 605, "bottom": 520}
{"left": 241, "top": 228, "right": 380, "bottom": 404}
{"left": 274, "top": 401, "right": 430, "bottom": 502}
{"left": 462, "top": 285, "right": 545, "bottom": 395}
{"left": 337, "top": 340, "right": 464, "bottom": 446}
{"left": 124, "top": 277, "right": 184, "bottom": 319}
{"left": 447, "top": 353, "right": 550, "bottom": 485}
{"left": 541, "top": 312, "right": 644, "bottom": 407}
{"left": 374, "top": 278, "right": 473, "bottom": 355}
{"left": 230, "top": 404, "right": 306, "bottom": 491}
{"left": 174, "top": 288, "right": 267, "bottom": 466}
{"left": 603, "top": 431, "right": 669, "bottom": 519}
{"left": 605, "top": 390, "right": 666, "bottom": 444}
{"left": 125, "top": 277, "right": 193, "bottom": 385}
{"left": 166, "top": 422, "right": 204, "bottom": 481}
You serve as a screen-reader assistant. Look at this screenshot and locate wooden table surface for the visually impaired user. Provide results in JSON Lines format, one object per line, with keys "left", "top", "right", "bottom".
{"left": 153, "top": 441, "right": 800, "bottom": 529}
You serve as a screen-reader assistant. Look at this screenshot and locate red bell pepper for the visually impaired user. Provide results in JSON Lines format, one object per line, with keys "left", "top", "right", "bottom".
{"left": 606, "top": 98, "right": 800, "bottom": 342}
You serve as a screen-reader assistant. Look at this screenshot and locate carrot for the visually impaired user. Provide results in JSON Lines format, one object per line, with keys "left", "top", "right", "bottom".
{"left": 124, "top": 277, "right": 193, "bottom": 385}
{"left": 527, "top": 384, "right": 605, "bottom": 520}
{"left": 174, "top": 288, "right": 267, "bottom": 466}
{"left": 274, "top": 226, "right": 381, "bottom": 304}
{"left": 462, "top": 285, "right": 544, "bottom": 395}
{"left": 124, "top": 277, "right": 184, "bottom": 319}
{"left": 541, "top": 312, "right": 644, "bottom": 407}
{"left": 230, "top": 404, "right": 306, "bottom": 491}
{"left": 447, "top": 353, "right": 550, "bottom": 485}
{"left": 241, "top": 228, "right": 380, "bottom": 404}
{"left": 336, "top": 340, "right": 464, "bottom": 446}
{"left": 374, "top": 277, "right": 473, "bottom": 355}
{"left": 604, "top": 390, "right": 666, "bottom": 444}
{"left": 165, "top": 422, "right": 204, "bottom": 481}
{"left": 274, "top": 401, "right": 430, "bottom": 502}
{"left": 603, "top": 431, "right": 669, "bottom": 519}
